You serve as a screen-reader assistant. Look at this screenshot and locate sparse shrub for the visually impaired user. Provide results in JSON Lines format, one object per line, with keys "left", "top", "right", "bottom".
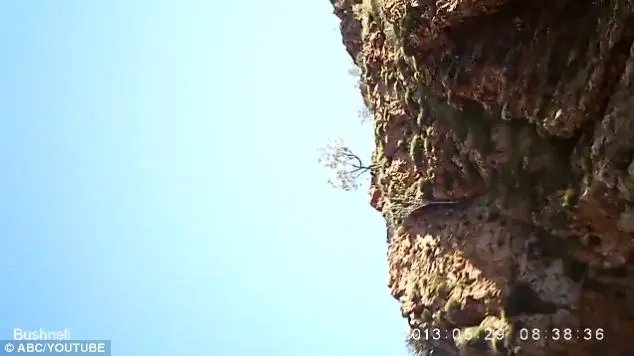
{"left": 318, "top": 138, "right": 375, "bottom": 191}
{"left": 406, "top": 332, "right": 432, "bottom": 356}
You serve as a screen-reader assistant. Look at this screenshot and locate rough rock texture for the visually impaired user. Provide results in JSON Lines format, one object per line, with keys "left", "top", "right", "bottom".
{"left": 330, "top": 0, "right": 634, "bottom": 354}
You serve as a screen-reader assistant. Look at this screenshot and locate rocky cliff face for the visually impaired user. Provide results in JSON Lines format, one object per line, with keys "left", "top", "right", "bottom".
{"left": 329, "top": 0, "right": 634, "bottom": 355}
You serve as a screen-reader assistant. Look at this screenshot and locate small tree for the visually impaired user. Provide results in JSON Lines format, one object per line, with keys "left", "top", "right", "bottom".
{"left": 318, "top": 138, "right": 375, "bottom": 191}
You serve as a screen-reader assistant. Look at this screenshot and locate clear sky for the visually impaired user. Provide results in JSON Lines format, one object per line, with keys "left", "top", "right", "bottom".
{"left": 0, "top": 1, "right": 408, "bottom": 355}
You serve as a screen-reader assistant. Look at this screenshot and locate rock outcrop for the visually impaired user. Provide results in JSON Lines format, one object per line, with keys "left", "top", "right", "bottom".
{"left": 330, "top": 0, "right": 634, "bottom": 354}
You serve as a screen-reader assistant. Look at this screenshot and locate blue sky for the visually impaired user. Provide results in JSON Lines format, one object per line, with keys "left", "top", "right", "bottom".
{"left": 0, "top": 1, "right": 408, "bottom": 355}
